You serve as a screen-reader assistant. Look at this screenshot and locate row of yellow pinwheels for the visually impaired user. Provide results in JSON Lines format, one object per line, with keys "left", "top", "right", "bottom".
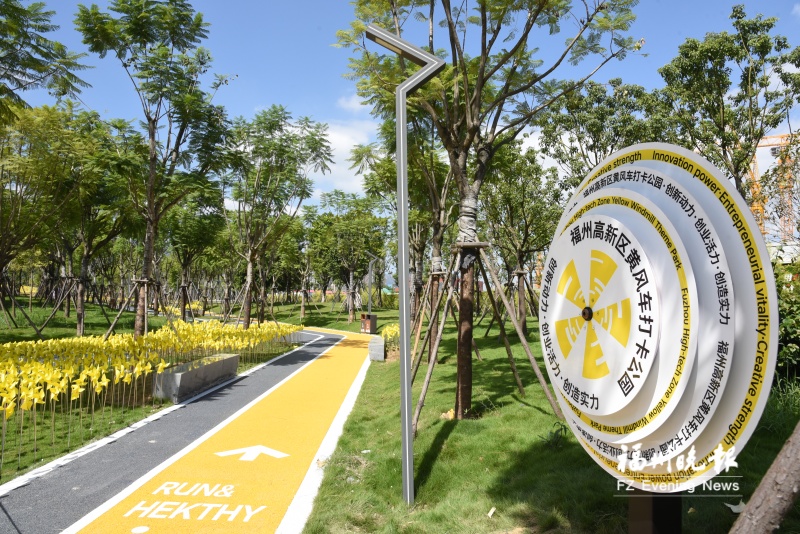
{"left": 18, "top": 285, "right": 37, "bottom": 297}
{"left": 161, "top": 300, "right": 205, "bottom": 317}
{"left": 0, "top": 320, "right": 301, "bottom": 419}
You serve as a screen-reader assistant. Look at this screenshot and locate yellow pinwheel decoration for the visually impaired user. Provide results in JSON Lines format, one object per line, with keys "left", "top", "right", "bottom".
{"left": 554, "top": 250, "right": 632, "bottom": 380}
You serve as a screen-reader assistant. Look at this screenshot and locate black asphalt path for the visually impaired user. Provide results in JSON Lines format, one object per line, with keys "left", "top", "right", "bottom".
{"left": 0, "top": 330, "right": 342, "bottom": 534}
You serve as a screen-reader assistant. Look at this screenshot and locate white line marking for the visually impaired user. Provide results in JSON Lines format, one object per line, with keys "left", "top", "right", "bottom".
{"left": 215, "top": 445, "right": 290, "bottom": 461}
{"left": 276, "top": 353, "right": 371, "bottom": 534}
{"left": 61, "top": 332, "right": 340, "bottom": 534}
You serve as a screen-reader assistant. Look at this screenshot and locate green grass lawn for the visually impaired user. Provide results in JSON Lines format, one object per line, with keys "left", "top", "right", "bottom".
{"left": 0, "top": 299, "right": 167, "bottom": 344}
{"left": 302, "top": 314, "right": 800, "bottom": 534}
{"left": 267, "top": 299, "right": 400, "bottom": 335}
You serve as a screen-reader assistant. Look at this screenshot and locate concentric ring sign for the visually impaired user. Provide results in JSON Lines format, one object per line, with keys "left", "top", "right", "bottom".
{"left": 539, "top": 142, "right": 778, "bottom": 492}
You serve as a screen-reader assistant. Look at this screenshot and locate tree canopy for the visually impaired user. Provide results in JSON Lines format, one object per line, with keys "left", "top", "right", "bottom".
{"left": 339, "top": 0, "right": 641, "bottom": 418}
{"left": 658, "top": 5, "right": 800, "bottom": 199}
{"left": 0, "top": 1, "right": 88, "bottom": 125}
{"left": 76, "top": 0, "right": 230, "bottom": 335}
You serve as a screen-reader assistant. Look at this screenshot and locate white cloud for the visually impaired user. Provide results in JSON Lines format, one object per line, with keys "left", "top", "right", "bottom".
{"left": 519, "top": 128, "right": 560, "bottom": 172}
{"left": 793, "top": 4, "right": 800, "bottom": 18}
{"left": 310, "top": 118, "right": 379, "bottom": 200}
{"left": 336, "top": 94, "right": 370, "bottom": 115}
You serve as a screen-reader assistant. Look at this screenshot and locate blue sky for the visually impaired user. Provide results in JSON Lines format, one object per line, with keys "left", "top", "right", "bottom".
{"left": 26, "top": 1, "right": 800, "bottom": 200}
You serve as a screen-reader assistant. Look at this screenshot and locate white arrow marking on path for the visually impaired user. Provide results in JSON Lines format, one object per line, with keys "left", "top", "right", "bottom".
{"left": 215, "top": 445, "right": 290, "bottom": 461}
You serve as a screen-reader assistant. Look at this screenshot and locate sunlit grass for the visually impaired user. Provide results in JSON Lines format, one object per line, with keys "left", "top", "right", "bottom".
{"left": 0, "top": 394, "right": 169, "bottom": 482}
{"left": 305, "top": 318, "right": 800, "bottom": 534}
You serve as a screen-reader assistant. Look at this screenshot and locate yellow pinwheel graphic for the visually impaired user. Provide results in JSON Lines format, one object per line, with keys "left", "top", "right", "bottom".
{"left": 555, "top": 250, "right": 631, "bottom": 379}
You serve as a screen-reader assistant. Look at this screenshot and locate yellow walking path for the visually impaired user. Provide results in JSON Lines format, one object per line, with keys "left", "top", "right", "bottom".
{"left": 69, "top": 329, "right": 371, "bottom": 534}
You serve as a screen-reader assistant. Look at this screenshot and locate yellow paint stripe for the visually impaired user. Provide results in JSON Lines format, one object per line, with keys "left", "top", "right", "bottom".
{"left": 74, "top": 329, "right": 371, "bottom": 533}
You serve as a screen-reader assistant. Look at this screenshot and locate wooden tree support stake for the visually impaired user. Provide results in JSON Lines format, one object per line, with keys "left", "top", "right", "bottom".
{"left": 411, "top": 273, "right": 433, "bottom": 337}
{"left": 35, "top": 278, "right": 79, "bottom": 334}
{"left": 104, "top": 282, "right": 140, "bottom": 340}
{"left": 410, "top": 275, "right": 432, "bottom": 363}
{"left": 411, "top": 255, "right": 457, "bottom": 384}
{"left": 412, "top": 252, "right": 461, "bottom": 436}
{"left": 0, "top": 279, "right": 19, "bottom": 329}
{"left": 89, "top": 281, "right": 113, "bottom": 326}
{"left": 479, "top": 248, "right": 564, "bottom": 420}
{"left": 478, "top": 261, "right": 525, "bottom": 396}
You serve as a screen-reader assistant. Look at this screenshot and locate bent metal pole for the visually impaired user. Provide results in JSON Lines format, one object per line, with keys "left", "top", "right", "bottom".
{"left": 364, "top": 24, "right": 445, "bottom": 506}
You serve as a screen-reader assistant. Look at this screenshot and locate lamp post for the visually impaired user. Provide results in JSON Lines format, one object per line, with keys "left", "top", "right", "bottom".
{"left": 364, "top": 24, "right": 445, "bottom": 505}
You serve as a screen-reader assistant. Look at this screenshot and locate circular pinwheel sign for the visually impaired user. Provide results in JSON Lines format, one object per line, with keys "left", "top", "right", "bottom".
{"left": 545, "top": 215, "right": 661, "bottom": 416}
{"left": 539, "top": 143, "right": 777, "bottom": 492}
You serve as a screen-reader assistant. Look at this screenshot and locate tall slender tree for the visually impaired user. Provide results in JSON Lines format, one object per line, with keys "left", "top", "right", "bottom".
{"left": 164, "top": 189, "right": 224, "bottom": 321}
{"left": 76, "top": 0, "right": 230, "bottom": 336}
{"left": 0, "top": 105, "right": 75, "bottom": 274}
{"left": 481, "top": 142, "right": 563, "bottom": 334}
{"left": 658, "top": 5, "right": 800, "bottom": 199}
{"left": 66, "top": 110, "right": 141, "bottom": 335}
{"left": 320, "top": 191, "right": 387, "bottom": 323}
{"left": 305, "top": 207, "right": 340, "bottom": 304}
{"left": 225, "top": 106, "right": 331, "bottom": 328}
{"left": 536, "top": 78, "right": 672, "bottom": 188}
{"left": 340, "top": 0, "right": 640, "bottom": 418}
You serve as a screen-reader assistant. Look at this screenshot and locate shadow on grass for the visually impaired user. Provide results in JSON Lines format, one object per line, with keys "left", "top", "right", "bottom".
{"left": 294, "top": 314, "right": 348, "bottom": 329}
{"left": 415, "top": 419, "right": 458, "bottom": 493}
{"left": 471, "top": 339, "right": 557, "bottom": 418}
{"left": 487, "top": 436, "right": 627, "bottom": 533}
{"left": 274, "top": 306, "right": 400, "bottom": 336}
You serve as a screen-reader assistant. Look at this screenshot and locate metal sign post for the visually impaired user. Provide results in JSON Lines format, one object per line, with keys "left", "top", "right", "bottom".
{"left": 364, "top": 24, "right": 445, "bottom": 506}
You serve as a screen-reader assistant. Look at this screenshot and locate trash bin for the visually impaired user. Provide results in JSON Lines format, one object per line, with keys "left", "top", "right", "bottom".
{"left": 360, "top": 313, "right": 377, "bottom": 334}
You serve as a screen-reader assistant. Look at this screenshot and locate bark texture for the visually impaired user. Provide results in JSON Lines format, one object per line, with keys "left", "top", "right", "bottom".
{"left": 729, "top": 418, "right": 800, "bottom": 533}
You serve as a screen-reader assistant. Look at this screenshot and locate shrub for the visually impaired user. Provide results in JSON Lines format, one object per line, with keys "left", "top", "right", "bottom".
{"left": 774, "top": 260, "right": 800, "bottom": 380}
{"left": 381, "top": 323, "right": 400, "bottom": 354}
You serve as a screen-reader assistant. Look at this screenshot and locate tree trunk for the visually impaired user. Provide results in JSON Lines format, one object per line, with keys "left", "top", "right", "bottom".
{"left": 517, "top": 266, "right": 528, "bottom": 337}
{"left": 223, "top": 280, "right": 231, "bottom": 317}
{"left": 429, "top": 248, "right": 444, "bottom": 363}
{"left": 256, "top": 259, "right": 266, "bottom": 324}
{"left": 300, "top": 276, "right": 307, "bottom": 318}
{"left": 242, "top": 257, "right": 254, "bottom": 329}
{"left": 257, "top": 283, "right": 266, "bottom": 324}
{"left": 270, "top": 278, "right": 276, "bottom": 315}
{"left": 76, "top": 253, "right": 91, "bottom": 336}
{"left": 347, "top": 269, "right": 355, "bottom": 323}
{"left": 429, "top": 272, "right": 440, "bottom": 363}
{"left": 409, "top": 260, "right": 418, "bottom": 321}
{"left": 201, "top": 279, "right": 209, "bottom": 316}
{"left": 180, "top": 265, "right": 190, "bottom": 322}
{"left": 134, "top": 216, "right": 157, "bottom": 337}
{"left": 455, "top": 190, "right": 479, "bottom": 419}
{"left": 414, "top": 253, "right": 424, "bottom": 322}
{"left": 729, "top": 418, "right": 800, "bottom": 533}
{"left": 151, "top": 279, "right": 160, "bottom": 316}
{"left": 117, "top": 282, "right": 123, "bottom": 310}
{"left": 10, "top": 272, "right": 15, "bottom": 318}
{"left": 62, "top": 248, "right": 73, "bottom": 319}
{"left": 456, "top": 256, "right": 474, "bottom": 419}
